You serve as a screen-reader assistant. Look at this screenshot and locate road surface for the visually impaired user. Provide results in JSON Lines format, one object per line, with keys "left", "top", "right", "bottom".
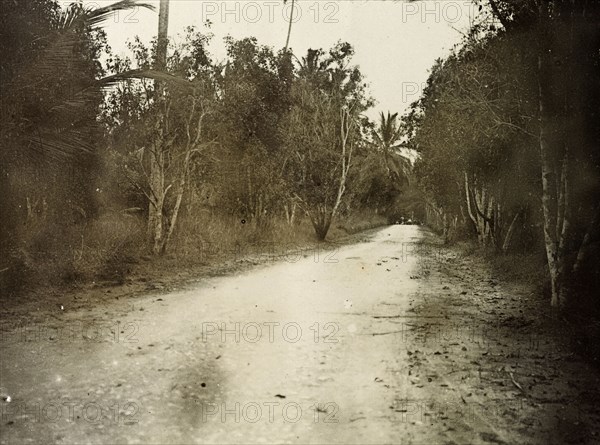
{"left": 0, "top": 225, "right": 537, "bottom": 444}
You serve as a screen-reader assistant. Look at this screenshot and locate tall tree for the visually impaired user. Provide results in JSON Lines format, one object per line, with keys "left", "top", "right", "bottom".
{"left": 157, "top": 0, "right": 170, "bottom": 69}
{"left": 105, "top": 26, "right": 217, "bottom": 255}
{"left": 146, "top": 0, "right": 170, "bottom": 253}
{"left": 283, "top": 0, "right": 295, "bottom": 51}
{"left": 373, "top": 111, "right": 412, "bottom": 184}
{"left": 282, "top": 43, "right": 371, "bottom": 240}
{"left": 212, "top": 37, "right": 293, "bottom": 227}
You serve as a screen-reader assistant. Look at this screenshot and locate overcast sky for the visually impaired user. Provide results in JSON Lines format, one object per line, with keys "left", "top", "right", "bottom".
{"left": 64, "top": 0, "right": 478, "bottom": 119}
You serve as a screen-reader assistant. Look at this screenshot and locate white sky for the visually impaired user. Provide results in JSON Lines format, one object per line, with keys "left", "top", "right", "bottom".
{"left": 63, "top": 0, "right": 478, "bottom": 119}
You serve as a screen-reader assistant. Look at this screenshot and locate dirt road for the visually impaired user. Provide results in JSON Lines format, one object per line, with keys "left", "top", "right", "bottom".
{"left": 1, "top": 225, "right": 599, "bottom": 444}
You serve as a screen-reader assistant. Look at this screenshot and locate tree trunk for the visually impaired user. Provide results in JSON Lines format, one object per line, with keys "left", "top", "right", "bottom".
{"left": 309, "top": 106, "right": 354, "bottom": 241}
{"left": 538, "top": 105, "right": 570, "bottom": 308}
{"left": 161, "top": 149, "right": 191, "bottom": 254}
{"left": 147, "top": 0, "right": 170, "bottom": 255}
{"left": 148, "top": 139, "right": 165, "bottom": 255}
{"left": 573, "top": 205, "right": 600, "bottom": 274}
{"left": 156, "top": 0, "right": 170, "bottom": 72}
{"left": 284, "top": 0, "right": 295, "bottom": 51}
{"left": 465, "top": 173, "right": 492, "bottom": 246}
{"left": 309, "top": 206, "right": 332, "bottom": 241}
{"left": 465, "top": 173, "right": 479, "bottom": 239}
{"left": 442, "top": 212, "right": 450, "bottom": 244}
{"left": 501, "top": 211, "right": 520, "bottom": 253}
{"left": 537, "top": 11, "right": 567, "bottom": 307}
{"left": 284, "top": 200, "right": 297, "bottom": 226}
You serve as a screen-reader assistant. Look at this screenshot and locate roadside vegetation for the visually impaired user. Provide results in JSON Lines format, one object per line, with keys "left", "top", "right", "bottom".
{"left": 0, "top": 0, "right": 403, "bottom": 296}
{"left": 404, "top": 1, "right": 600, "bottom": 349}
{"left": 1, "top": 0, "right": 598, "bottom": 332}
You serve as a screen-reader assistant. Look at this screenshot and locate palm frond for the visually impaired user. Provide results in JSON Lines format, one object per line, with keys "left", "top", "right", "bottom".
{"left": 99, "top": 69, "right": 191, "bottom": 88}
{"left": 43, "top": 69, "right": 190, "bottom": 137}
{"left": 373, "top": 111, "right": 402, "bottom": 149}
{"left": 26, "top": 131, "right": 95, "bottom": 161}
{"left": 58, "top": 1, "right": 155, "bottom": 30}
{"left": 16, "top": 1, "right": 158, "bottom": 160}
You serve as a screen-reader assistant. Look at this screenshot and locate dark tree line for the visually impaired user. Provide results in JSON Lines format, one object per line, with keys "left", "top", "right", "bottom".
{"left": 407, "top": 0, "right": 600, "bottom": 313}
{"left": 8, "top": 0, "right": 596, "bottom": 317}
{"left": 0, "top": 0, "right": 151, "bottom": 289}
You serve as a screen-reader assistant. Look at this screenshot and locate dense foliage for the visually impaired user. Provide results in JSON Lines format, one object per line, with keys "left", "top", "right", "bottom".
{"left": 3, "top": 0, "right": 597, "bottom": 318}
{"left": 407, "top": 0, "right": 600, "bottom": 313}
{"left": 0, "top": 0, "right": 405, "bottom": 292}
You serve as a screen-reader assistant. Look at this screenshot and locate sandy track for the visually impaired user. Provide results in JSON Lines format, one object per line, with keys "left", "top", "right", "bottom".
{"left": 2, "top": 225, "right": 599, "bottom": 444}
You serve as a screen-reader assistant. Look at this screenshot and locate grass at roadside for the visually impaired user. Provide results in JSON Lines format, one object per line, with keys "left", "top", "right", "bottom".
{"left": 0, "top": 211, "right": 388, "bottom": 323}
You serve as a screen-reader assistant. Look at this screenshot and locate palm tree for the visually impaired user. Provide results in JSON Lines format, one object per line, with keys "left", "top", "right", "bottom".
{"left": 295, "top": 48, "right": 336, "bottom": 89}
{"left": 372, "top": 111, "right": 412, "bottom": 184}
{"left": 2, "top": 0, "right": 155, "bottom": 160}
{"left": 147, "top": 0, "right": 170, "bottom": 254}
{"left": 283, "top": 0, "right": 295, "bottom": 51}
{"left": 373, "top": 112, "right": 401, "bottom": 156}
{"left": 0, "top": 0, "right": 159, "bottom": 282}
{"left": 297, "top": 49, "right": 328, "bottom": 75}
{"left": 157, "top": 0, "right": 170, "bottom": 70}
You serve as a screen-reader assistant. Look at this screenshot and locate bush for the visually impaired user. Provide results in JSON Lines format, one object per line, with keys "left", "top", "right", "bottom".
{"left": 0, "top": 212, "right": 145, "bottom": 296}
{"left": 73, "top": 213, "right": 145, "bottom": 283}
{"left": 335, "top": 212, "right": 388, "bottom": 235}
